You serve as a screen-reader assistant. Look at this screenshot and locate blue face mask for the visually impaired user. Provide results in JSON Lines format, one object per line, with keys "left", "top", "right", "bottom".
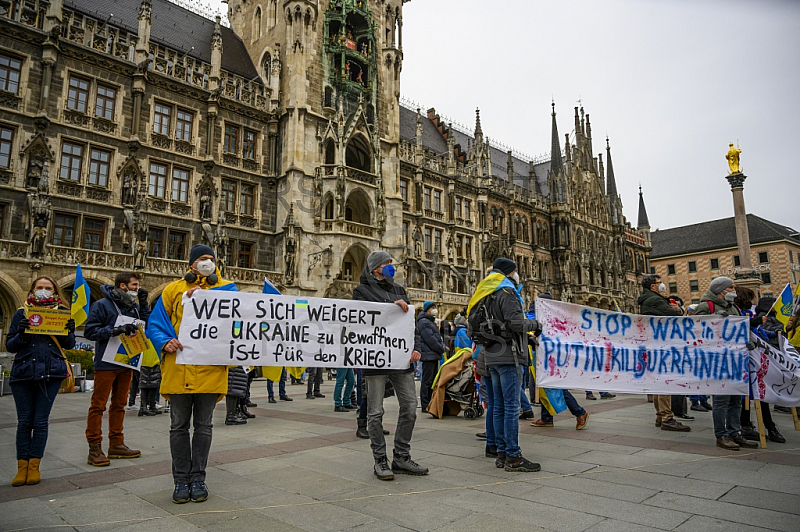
{"left": 382, "top": 264, "right": 396, "bottom": 278}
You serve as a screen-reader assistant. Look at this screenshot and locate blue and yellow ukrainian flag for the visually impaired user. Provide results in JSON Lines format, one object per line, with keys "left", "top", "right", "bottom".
{"left": 771, "top": 283, "right": 795, "bottom": 327}
{"left": 71, "top": 264, "right": 91, "bottom": 327}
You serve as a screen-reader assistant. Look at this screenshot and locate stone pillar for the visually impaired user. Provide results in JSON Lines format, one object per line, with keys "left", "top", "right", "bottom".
{"left": 725, "top": 172, "right": 761, "bottom": 290}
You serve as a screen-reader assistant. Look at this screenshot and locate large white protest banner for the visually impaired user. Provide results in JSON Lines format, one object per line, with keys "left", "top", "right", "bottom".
{"left": 749, "top": 335, "right": 800, "bottom": 407}
{"left": 535, "top": 299, "right": 749, "bottom": 394}
{"left": 176, "top": 291, "right": 415, "bottom": 369}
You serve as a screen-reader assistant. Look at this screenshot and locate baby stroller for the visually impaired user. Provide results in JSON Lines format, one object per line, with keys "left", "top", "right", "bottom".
{"left": 427, "top": 349, "right": 484, "bottom": 419}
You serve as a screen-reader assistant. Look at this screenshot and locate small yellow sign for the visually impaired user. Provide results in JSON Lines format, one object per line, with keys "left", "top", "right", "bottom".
{"left": 119, "top": 324, "right": 148, "bottom": 356}
{"left": 25, "top": 307, "right": 72, "bottom": 336}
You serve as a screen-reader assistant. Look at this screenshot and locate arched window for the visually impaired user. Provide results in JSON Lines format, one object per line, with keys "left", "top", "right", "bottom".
{"left": 345, "top": 135, "right": 371, "bottom": 172}
{"left": 253, "top": 7, "right": 262, "bottom": 41}
{"left": 323, "top": 194, "right": 334, "bottom": 220}
{"left": 261, "top": 53, "right": 271, "bottom": 85}
{"left": 324, "top": 139, "right": 335, "bottom": 165}
{"left": 344, "top": 190, "right": 371, "bottom": 225}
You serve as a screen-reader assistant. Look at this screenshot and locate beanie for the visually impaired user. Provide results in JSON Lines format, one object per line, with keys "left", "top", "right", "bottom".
{"left": 538, "top": 291, "right": 554, "bottom": 300}
{"left": 709, "top": 276, "right": 734, "bottom": 294}
{"left": 453, "top": 314, "right": 466, "bottom": 326}
{"left": 423, "top": 301, "right": 435, "bottom": 312}
{"left": 492, "top": 257, "right": 517, "bottom": 275}
{"left": 366, "top": 250, "right": 392, "bottom": 273}
{"left": 189, "top": 244, "right": 215, "bottom": 265}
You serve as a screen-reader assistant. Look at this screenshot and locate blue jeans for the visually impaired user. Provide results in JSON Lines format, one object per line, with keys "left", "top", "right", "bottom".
{"left": 520, "top": 370, "right": 532, "bottom": 413}
{"left": 267, "top": 368, "right": 286, "bottom": 398}
{"left": 334, "top": 368, "right": 355, "bottom": 407}
{"left": 541, "top": 390, "right": 586, "bottom": 422}
{"left": 168, "top": 393, "right": 217, "bottom": 484}
{"left": 712, "top": 395, "right": 742, "bottom": 438}
{"left": 489, "top": 364, "right": 521, "bottom": 457}
{"left": 483, "top": 374, "right": 496, "bottom": 447}
{"left": 689, "top": 395, "right": 708, "bottom": 405}
{"left": 11, "top": 379, "right": 62, "bottom": 460}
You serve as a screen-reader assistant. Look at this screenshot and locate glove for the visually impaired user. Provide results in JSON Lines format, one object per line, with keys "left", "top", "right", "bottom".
{"left": 123, "top": 323, "right": 139, "bottom": 335}
{"left": 137, "top": 289, "right": 149, "bottom": 307}
{"left": 111, "top": 325, "right": 128, "bottom": 337}
{"left": 17, "top": 317, "right": 31, "bottom": 339}
{"left": 746, "top": 341, "right": 756, "bottom": 351}
{"left": 65, "top": 319, "right": 75, "bottom": 334}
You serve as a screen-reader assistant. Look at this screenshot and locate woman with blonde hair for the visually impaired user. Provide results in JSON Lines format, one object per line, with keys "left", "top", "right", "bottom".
{"left": 6, "top": 276, "right": 75, "bottom": 486}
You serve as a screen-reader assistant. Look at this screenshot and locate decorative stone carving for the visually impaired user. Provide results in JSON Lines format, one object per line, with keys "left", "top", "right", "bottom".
{"left": 214, "top": 202, "right": 229, "bottom": 277}
{"left": 122, "top": 170, "right": 137, "bottom": 205}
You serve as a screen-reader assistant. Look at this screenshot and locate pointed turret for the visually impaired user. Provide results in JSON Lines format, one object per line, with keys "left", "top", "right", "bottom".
{"left": 637, "top": 185, "right": 650, "bottom": 230}
{"left": 549, "top": 102, "right": 563, "bottom": 176}
{"left": 606, "top": 137, "right": 618, "bottom": 197}
{"left": 474, "top": 108, "right": 483, "bottom": 142}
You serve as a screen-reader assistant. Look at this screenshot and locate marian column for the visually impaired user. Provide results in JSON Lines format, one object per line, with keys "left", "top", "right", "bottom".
{"left": 724, "top": 143, "right": 761, "bottom": 291}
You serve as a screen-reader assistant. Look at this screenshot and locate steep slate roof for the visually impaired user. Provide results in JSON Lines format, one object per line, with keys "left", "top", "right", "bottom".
{"left": 398, "top": 105, "right": 550, "bottom": 196}
{"left": 651, "top": 214, "right": 800, "bottom": 258}
{"left": 65, "top": 0, "right": 260, "bottom": 80}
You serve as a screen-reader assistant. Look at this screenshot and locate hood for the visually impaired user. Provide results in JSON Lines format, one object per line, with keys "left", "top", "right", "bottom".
{"left": 700, "top": 290, "right": 729, "bottom": 308}
{"left": 755, "top": 297, "right": 776, "bottom": 315}
{"left": 637, "top": 288, "right": 660, "bottom": 306}
{"left": 358, "top": 269, "right": 396, "bottom": 290}
{"left": 100, "top": 284, "right": 121, "bottom": 302}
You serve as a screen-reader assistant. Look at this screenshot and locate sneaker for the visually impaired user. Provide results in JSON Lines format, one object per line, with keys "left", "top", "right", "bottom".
{"left": 661, "top": 419, "right": 691, "bottom": 432}
{"left": 700, "top": 402, "right": 712, "bottom": 411}
{"left": 246, "top": 401, "right": 258, "bottom": 408}
{"left": 690, "top": 404, "right": 709, "bottom": 412}
{"left": 172, "top": 482, "right": 191, "bottom": 504}
{"left": 504, "top": 454, "right": 541, "bottom": 472}
{"left": 767, "top": 425, "right": 786, "bottom": 444}
{"left": 268, "top": 397, "right": 277, "bottom": 403}
{"left": 774, "top": 406, "right": 792, "bottom": 414}
{"left": 519, "top": 410, "right": 534, "bottom": 420}
{"left": 190, "top": 481, "right": 209, "bottom": 502}
{"left": 600, "top": 393, "right": 616, "bottom": 399}
{"left": 164, "top": 404, "right": 170, "bottom": 413}
{"left": 530, "top": 419, "right": 554, "bottom": 427}
{"left": 374, "top": 457, "right": 394, "bottom": 481}
{"left": 125, "top": 404, "right": 139, "bottom": 411}
{"left": 494, "top": 452, "right": 506, "bottom": 468}
{"left": 476, "top": 432, "right": 487, "bottom": 440}
{"left": 575, "top": 412, "right": 589, "bottom": 430}
{"left": 585, "top": 393, "right": 597, "bottom": 400}
{"left": 716, "top": 436, "right": 740, "bottom": 450}
{"left": 334, "top": 406, "right": 348, "bottom": 412}
{"left": 280, "top": 396, "right": 293, "bottom": 401}
{"left": 485, "top": 445, "right": 498, "bottom": 457}
{"left": 391, "top": 456, "right": 429, "bottom": 476}
{"left": 225, "top": 415, "right": 246, "bottom": 425}
{"left": 732, "top": 435, "right": 758, "bottom": 449}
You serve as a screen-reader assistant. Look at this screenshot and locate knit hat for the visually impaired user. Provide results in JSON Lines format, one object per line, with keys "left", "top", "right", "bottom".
{"left": 492, "top": 257, "right": 517, "bottom": 275}
{"left": 709, "top": 276, "right": 734, "bottom": 294}
{"left": 366, "top": 250, "right": 392, "bottom": 273}
{"left": 538, "top": 291, "right": 554, "bottom": 300}
{"left": 423, "top": 301, "right": 436, "bottom": 312}
{"left": 189, "top": 244, "right": 215, "bottom": 265}
{"left": 453, "top": 314, "right": 466, "bottom": 326}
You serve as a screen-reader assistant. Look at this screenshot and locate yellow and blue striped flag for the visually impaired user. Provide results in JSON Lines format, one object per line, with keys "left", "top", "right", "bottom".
{"left": 71, "top": 264, "right": 91, "bottom": 327}
{"left": 771, "top": 283, "right": 795, "bottom": 327}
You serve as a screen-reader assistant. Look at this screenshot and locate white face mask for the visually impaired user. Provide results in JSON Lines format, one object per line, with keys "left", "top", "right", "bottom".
{"left": 34, "top": 289, "right": 53, "bottom": 300}
{"left": 511, "top": 272, "right": 520, "bottom": 285}
{"left": 724, "top": 291, "right": 737, "bottom": 302}
{"left": 430, "top": 308, "right": 438, "bottom": 317}
{"left": 127, "top": 290, "right": 139, "bottom": 298}
{"left": 196, "top": 259, "right": 216, "bottom": 276}
{"left": 657, "top": 283, "right": 667, "bottom": 294}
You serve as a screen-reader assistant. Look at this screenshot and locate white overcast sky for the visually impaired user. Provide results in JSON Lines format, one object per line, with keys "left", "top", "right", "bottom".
{"left": 211, "top": 0, "right": 799, "bottom": 231}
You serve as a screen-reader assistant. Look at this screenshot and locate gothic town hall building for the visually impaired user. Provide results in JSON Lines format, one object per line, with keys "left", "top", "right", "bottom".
{"left": 0, "top": 0, "right": 650, "bottom": 345}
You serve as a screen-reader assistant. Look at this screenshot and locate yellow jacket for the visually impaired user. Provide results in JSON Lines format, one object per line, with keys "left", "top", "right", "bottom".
{"left": 146, "top": 271, "right": 236, "bottom": 401}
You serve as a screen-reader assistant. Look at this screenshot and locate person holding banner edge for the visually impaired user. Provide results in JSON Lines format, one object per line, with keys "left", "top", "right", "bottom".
{"left": 637, "top": 274, "right": 691, "bottom": 432}
{"left": 84, "top": 272, "right": 149, "bottom": 466}
{"left": 694, "top": 276, "right": 758, "bottom": 451}
{"left": 353, "top": 250, "right": 427, "bottom": 481}
{"left": 146, "top": 244, "right": 237, "bottom": 503}
{"left": 7, "top": 276, "right": 75, "bottom": 487}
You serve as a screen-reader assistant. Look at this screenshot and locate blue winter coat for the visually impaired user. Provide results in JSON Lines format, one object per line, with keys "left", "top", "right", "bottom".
{"left": 83, "top": 285, "right": 151, "bottom": 372}
{"left": 6, "top": 307, "right": 74, "bottom": 383}
{"left": 416, "top": 311, "right": 446, "bottom": 362}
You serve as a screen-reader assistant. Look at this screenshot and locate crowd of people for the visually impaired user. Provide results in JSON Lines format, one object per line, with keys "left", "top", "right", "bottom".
{"left": 5, "top": 246, "right": 798, "bottom": 500}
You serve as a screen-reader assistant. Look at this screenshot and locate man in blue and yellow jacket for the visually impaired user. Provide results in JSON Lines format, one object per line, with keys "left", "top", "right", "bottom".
{"left": 146, "top": 244, "right": 236, "bottom": 504}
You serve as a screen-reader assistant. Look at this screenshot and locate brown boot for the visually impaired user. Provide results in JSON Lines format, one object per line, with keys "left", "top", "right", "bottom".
{"left": 12, "top": 459, "right": 28, "bottom": 487}
{"left": 87, "top": 443, "right": 110, "bottom": 466}
{"left": 26, "top": 458, "right": 41, "bottom": 485}
{"left": 107, "top": 443, "right": 141, "bottom": 459}
{"left": 661, "top": 419, "right": 691, "bottom": 432}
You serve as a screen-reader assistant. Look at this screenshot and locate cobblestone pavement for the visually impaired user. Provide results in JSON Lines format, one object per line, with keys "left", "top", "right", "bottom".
{"left": 1, "top": 381, "right": 799, "bottom": 531}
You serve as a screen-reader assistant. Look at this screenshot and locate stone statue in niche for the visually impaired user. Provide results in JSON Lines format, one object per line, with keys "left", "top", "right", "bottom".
{"left": 213, "top": 205, "right": 228, "bottom": 277}
{"left": 284, "top": 235, "right": 297, "bottom": 285}
{"left": 199, "top": 186, "right": 213, "bottom": 220}
{"left": 121, "top": 171, "right": 137, "bottom": 205}
{"left": 30, "top": 218, "right": 47, "bottom": 258}
{"left": 25, "top": 153, "right": 44, "bottom": 189}
{"left": 134, "top": 240, "right": 147, "bottom": 269}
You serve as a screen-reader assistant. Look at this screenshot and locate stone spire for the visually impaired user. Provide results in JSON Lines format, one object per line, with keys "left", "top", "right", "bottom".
{"left": 606, "top": 137, "right": 618, "bottom": 197}
{"left": 474, "top": 108, "right": 483, "bottom": 141}
{"left": 549, "top": 102, "right": 563, "bottom": 176}
{"left": 637, "top": 185, "right": 650, "bottom": 230}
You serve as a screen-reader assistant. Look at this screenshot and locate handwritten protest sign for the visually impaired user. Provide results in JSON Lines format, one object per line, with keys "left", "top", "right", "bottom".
{"left": 102, "top": 315, "right": 146, "bottom": 370}
{"left": 749, "top": 335, "right": 800, "bottom": 408}
{"left": 120, "top": 323, "right": 148, "bottom": 357}
{"left": 176, "top": 291, "right": 415, "bottom": 369}
{"left": 24, "top": 307, "right": 72, "bottom": 335}
{"left": 535, "top": 299, "right": 749, "bottom": 394}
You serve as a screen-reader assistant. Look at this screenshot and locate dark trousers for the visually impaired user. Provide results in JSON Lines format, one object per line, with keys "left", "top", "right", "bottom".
{"left": 245, "top": 371, "right": 255, "bottom": 403}
{"left": 420, "top": 360, "right": 438, "bottom": 412}
{"left": 140, "top": 388, "right": 159, "bottom": 410}
{"left": 86, "top": 368, "right": 132, "bottom": 446}
{"left": 540, "top": 390, "right": 586, "bottom": 423}
{"left": 169, "top": 393, "right": 217, "bottom": 484}
{"left": 306, "top": 367, "right": 323, "bottom": 395}
{"left": 357, "top": 369, "right": 367, "bottom": 419}
{"left": 11, "top": 379, "right": 61, "bottom": 460}
{"left": 741, "top": 400, "right": 775, "bottom": 429}
{"left": 671, "top": 395, "right": 687, "bottom": 417}
{"left": 128, "top": 372, "right": 139, "bottom": 406}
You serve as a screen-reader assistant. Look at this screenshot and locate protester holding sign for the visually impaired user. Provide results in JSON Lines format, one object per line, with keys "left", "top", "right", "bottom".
{"left": 6, "top": 276, "right": 75, "bottom": 487}
{"left": 84, "top": 273, "right": 150, "bottom": 466}
{"left": 637, "top": 274, "right": 690, "bottom": 432}
{"left": 694, "top": 276, "right": 757, "bottom": 451}
{"left": 352, "top": 250, "right": 427, "bottom": 481}
{"left": 146, "top": 244, "right": 236, "bottom": 504}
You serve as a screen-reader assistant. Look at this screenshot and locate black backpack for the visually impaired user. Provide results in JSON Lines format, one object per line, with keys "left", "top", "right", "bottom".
{"left": 467, "top": 293, "right": 506, "bottom": 346}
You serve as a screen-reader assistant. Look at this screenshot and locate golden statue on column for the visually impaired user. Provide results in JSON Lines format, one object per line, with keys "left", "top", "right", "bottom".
{"left": 726, "top": 142, "right": 742, "bottom": 174}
